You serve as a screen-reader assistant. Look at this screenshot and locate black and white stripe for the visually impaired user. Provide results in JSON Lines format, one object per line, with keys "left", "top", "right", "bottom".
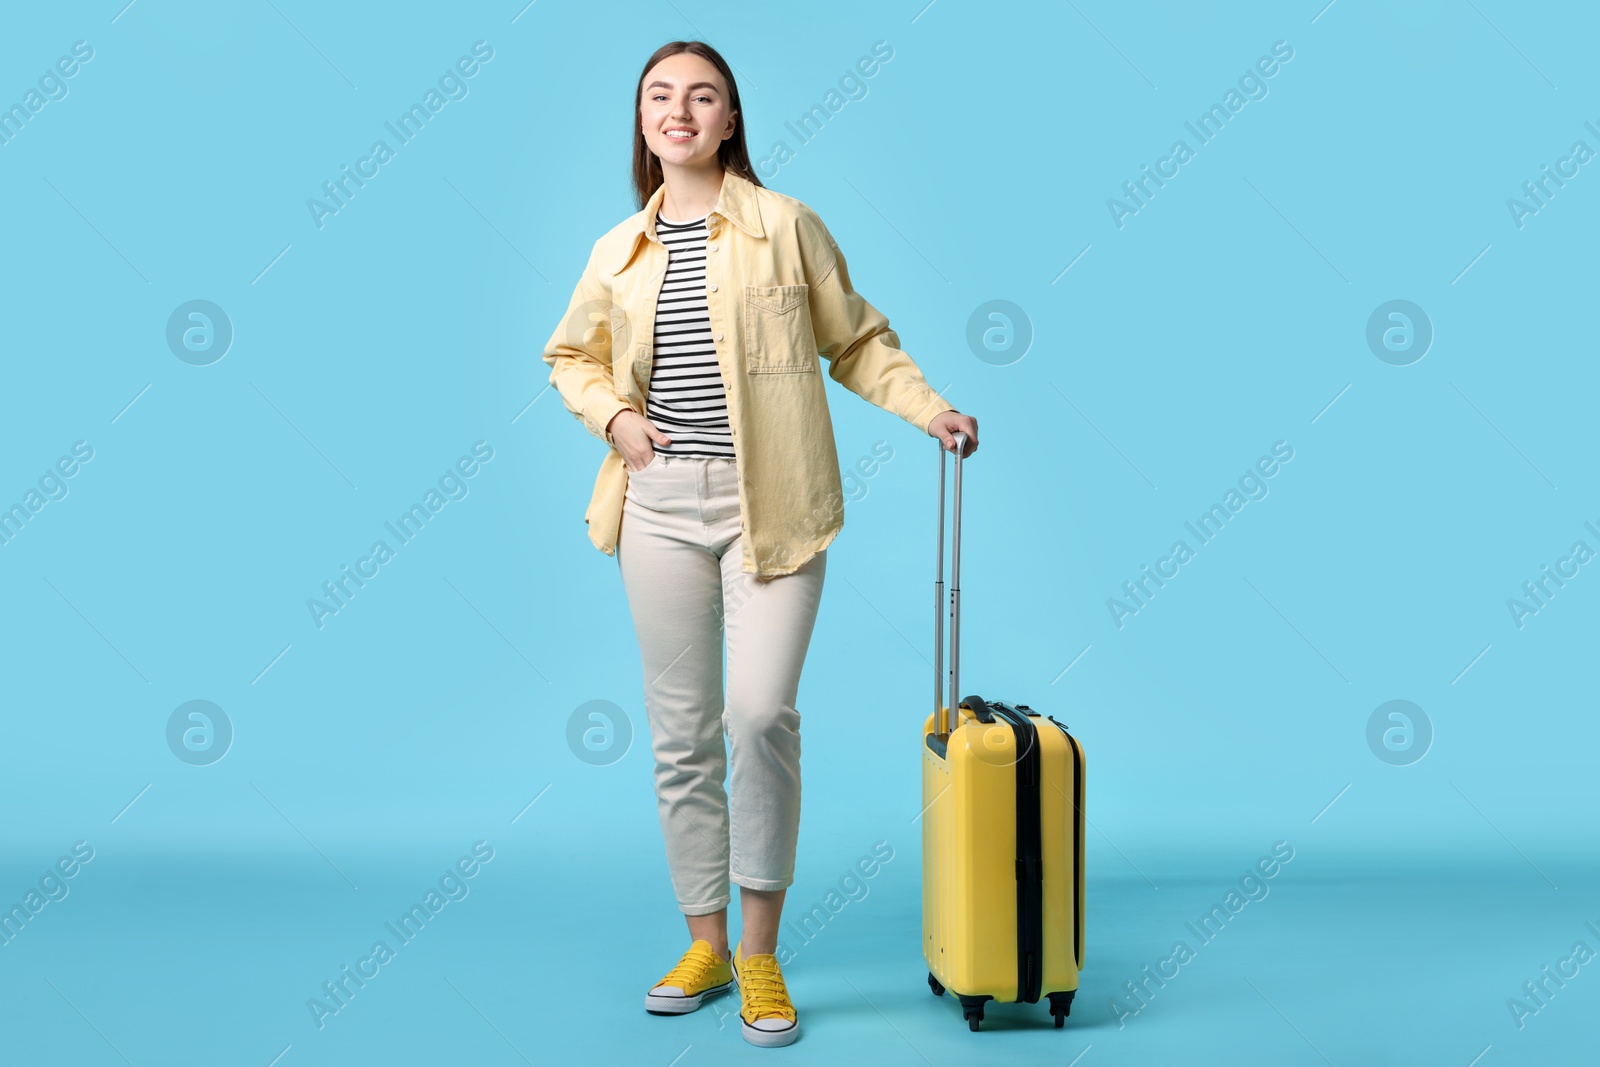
{"left": 648, "top": 213, "right": 735, "bottom": 460}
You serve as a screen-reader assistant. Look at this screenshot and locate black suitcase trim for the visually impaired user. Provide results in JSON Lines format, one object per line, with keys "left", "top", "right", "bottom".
{"left": 1047, "top": 715, "right": 1085, "bottom": 971}
{"left": 965, "top": 695, "right": 1044, "bottom": 1004}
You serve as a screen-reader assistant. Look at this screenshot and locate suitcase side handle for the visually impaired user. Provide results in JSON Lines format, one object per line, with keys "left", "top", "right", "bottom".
{"left": 934, "top": 431, "right": 970, "bottom": 736}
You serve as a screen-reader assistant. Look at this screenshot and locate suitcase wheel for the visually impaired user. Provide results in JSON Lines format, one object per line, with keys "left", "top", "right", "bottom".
{"left": 927, "top": 972, "right": 945, "bottom": 997}
{"left": 1048, "top": 990, "right": 1076, "bottom": 1028}
{"left": 957, "top": 994, "right": 991, "bottom": 1031}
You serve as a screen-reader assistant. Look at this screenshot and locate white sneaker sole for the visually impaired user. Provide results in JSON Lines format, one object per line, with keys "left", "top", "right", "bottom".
{"left": 644, "top": 978, "right": 733, "bottom": 1015}
{"left": 741, "top": 1018, "right": 800, "bottom": 1047}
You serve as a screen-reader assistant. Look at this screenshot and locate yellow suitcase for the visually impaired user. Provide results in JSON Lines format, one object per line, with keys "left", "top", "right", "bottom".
{"left": 921, "top": 432, "right": 1086, "bottom": 1031}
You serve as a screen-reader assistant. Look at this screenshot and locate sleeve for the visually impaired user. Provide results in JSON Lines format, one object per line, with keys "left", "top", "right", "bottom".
{"left": 800, "top": 209, "right": 955, "bottom": 436}
{"left": 541, "top": 243, "right": 633, "bottom": 444}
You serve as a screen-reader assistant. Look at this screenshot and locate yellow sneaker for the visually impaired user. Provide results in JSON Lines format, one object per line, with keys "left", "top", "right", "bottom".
{"left": 644, "top": 939, "right": 734, "bottom": 1015}
{"left": 732, "top": 941, "right": 799, "bottom": 1046}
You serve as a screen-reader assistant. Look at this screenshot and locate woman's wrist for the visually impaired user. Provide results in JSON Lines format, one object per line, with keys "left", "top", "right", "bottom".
{"left": 604, "top": 408, "right": 629, "bottom": 445}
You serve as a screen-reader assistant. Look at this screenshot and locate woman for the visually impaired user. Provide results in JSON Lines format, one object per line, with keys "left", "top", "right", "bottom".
{"left": 542, "top": 39, "right": 979, "bottom": 1048}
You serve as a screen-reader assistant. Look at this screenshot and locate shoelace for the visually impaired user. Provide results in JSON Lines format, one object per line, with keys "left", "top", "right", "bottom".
{"left": 658, "top": 944, "right": 721, "bottom": 990}
{"left": 737, "top": 954, "right": 795, "bottom": 1022}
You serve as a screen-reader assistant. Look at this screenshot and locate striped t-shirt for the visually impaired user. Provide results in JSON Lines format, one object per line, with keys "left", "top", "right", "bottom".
{"left": 648, "top": 212, "right": 736, "bottom": 459}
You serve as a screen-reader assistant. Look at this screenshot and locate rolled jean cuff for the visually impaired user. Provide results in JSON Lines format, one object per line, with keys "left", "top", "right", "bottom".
{"left": 730, "top": 872, "right": 792, "bottom": 893}
{"left": 680, "top": 896, "right": 731, "bottom": 917}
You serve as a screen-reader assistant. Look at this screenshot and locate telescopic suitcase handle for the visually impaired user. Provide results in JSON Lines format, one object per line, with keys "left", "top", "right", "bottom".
{"left": 934, "top": 431, "right": 969, "bottom": 737}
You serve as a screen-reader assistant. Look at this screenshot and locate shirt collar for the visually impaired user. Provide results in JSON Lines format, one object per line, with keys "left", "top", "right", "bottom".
{"left": 607, "top": 169, "right": 765, "bottom": 275}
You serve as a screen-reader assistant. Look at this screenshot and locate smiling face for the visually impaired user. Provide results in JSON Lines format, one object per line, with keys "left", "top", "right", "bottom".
{"left": 639, "top": 52, "right": 737, "bottom": 169}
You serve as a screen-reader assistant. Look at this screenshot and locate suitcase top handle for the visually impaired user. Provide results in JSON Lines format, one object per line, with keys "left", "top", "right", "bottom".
{"left": 934, "top": 431, "right": 969, "bottom": 737}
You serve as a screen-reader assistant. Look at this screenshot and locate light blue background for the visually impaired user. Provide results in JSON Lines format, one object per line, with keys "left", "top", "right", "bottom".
{"left": 1, "top": 1, "right": 1595, "bottom": 1064}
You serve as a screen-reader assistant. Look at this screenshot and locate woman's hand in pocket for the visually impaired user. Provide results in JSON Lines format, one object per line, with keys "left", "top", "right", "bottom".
{"left": 607, "top": 409, "right": 673, "bottom": 472}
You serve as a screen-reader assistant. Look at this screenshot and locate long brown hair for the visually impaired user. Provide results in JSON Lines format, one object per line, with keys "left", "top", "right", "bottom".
{"left": 631, "top": 41, "right": 764, "bottom": 210}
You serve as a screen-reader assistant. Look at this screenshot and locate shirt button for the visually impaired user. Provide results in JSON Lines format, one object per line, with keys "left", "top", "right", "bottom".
{"left": 715, "top": 332, "right": 725, "bottom": 341}
{"left": 709, "top": 283, "right": 718, "bottom": 292}
{"left": 708, "top": 243, "right": 717, "bottom": 251}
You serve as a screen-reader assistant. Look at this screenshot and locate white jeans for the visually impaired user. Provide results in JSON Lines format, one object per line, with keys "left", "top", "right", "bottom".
{"left": 617, "top": 453, "right": 826, "bottom": 916}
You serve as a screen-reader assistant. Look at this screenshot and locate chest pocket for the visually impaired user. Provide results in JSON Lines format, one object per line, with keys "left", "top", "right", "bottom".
{"left": 744, "top": 284, "right": 816, "bottom": 374}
